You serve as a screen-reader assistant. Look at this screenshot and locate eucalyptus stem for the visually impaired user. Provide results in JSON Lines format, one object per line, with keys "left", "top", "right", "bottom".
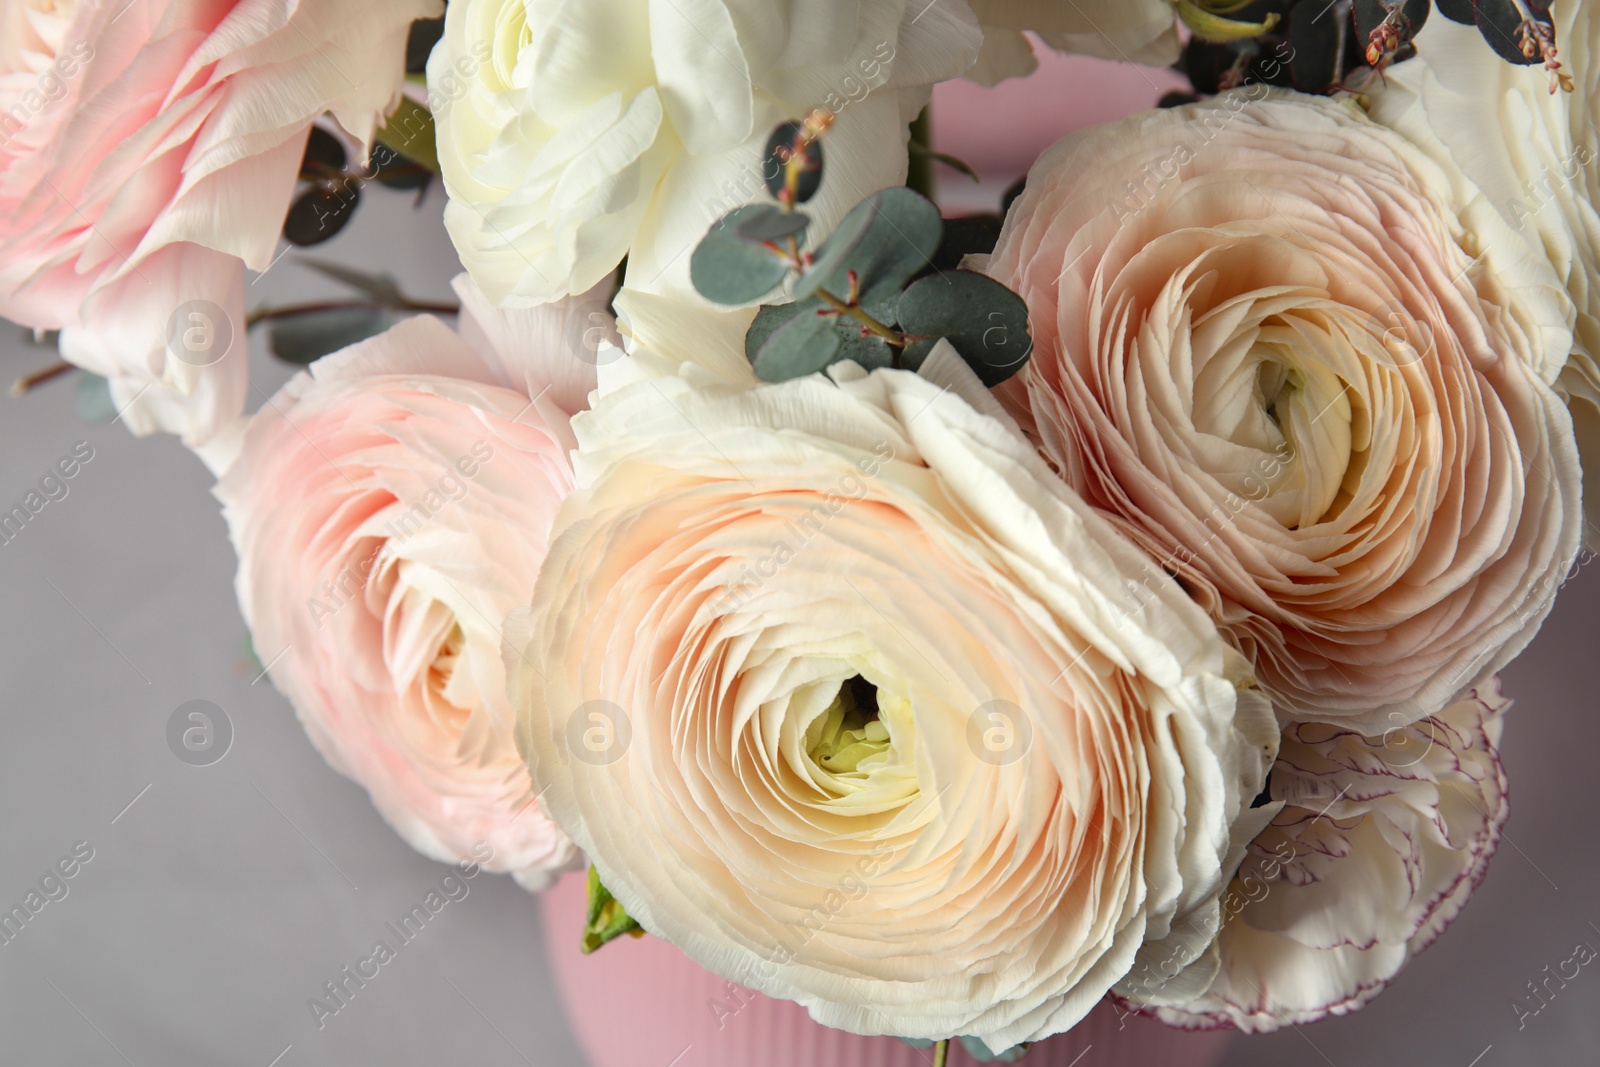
{"left": 10, "top": 360, "right": 76, "bottom": 397}
{"left": 813, "top": 287, "right": 904, "bottom": 346}
{"left": 906, "top": 106, "right": 934, "bottom": 201}
{"left": 932, "top": 1038, "right": 950, "bottom": 1067}
{"left": 246, "top": 298, "right": 459, "bottom": 328}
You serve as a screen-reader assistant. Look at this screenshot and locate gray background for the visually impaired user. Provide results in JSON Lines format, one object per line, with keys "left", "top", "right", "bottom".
{"left": 1, "top": 178, "right": 1597, "bottom": 1067}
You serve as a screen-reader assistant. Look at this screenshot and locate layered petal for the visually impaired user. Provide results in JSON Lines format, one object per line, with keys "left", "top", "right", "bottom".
{"left": 513, "top": 347, "right": 1276, "bottom": 1048}
{"left": 985, "top": 90, "right": 1582, "bottom": 731}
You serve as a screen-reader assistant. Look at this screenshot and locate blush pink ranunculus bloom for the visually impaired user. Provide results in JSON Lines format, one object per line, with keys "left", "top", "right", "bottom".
{"left": 216, "top": 280, "right": 600, "bottom": 888}
{"left": 0, "top": 0, "right": 438, "bottom": 455}
{"left": 984, "top": 90, "right": 1583, "bottom": 733}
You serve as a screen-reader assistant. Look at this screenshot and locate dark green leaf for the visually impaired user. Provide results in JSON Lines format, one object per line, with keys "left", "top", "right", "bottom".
{"left": 762, "top": 120, "right": 824, "bottom": 204}
{"left": 746, "top": 300, "right": 894, "bottom": 374}
{"left": 793, "top": 186, "right": 943, "bottom": 319}
{"left": 734, "top": 204, "right": 810, "bottom": 244}
{"left": 898, "top": 270, "right": 1032, "bottom": 387}
{"left": 1287, "top": 4, "right": 1343, "bottom": 93}
{"left": 295, "top": 259, "right": 406, "bottom": 305}
{"left": 751, "top": 306, "right": 842, "bottom": 382}
{"left": 284, "top": 183, "right": 359, "bottom": 246}
{"left": 268, "top": 306, "right": 390, "bottom": 364}
{"left": 301, "top": 126, "right": 347, "bottom": 176}
{"left": 582, "top": 866, "right": 644, "bottom": 954}
{"left": 929, "top": 215, "right": 1001, "bottom": 274}
{"left": 406, "top": 17, "right": 444, "bottom": 74}
{"left": 1473, "top": 0, "right": 1544, "bottom": 65}
{"left": 1436, "top": 0, "right": 1474, "bottom": 22}
{"left": 690, "top": 205, "right": 792, "bottom": 305}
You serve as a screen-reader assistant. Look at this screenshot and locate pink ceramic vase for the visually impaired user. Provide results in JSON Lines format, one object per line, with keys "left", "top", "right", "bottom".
{"left": 540, "top": 871, "right": 1234, "bottom": 1067}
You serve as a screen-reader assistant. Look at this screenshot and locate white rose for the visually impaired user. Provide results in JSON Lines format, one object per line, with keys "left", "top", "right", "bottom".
{"left": 426, "top": 0, "right": 981, "bottom": 308}
{"left": 511, "top": 345, "right": 1277, "bottom": 1049}
{"left": 1369, "top": 4, "right": 1600, "bottom": 544}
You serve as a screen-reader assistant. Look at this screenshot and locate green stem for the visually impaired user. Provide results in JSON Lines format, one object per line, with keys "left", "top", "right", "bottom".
{"left": 813, "top": 287, "right": 905, "bottom": 347}
{"left": 906, "top": 106, "right": 934, "bottom": 200}
{"left": 932, "top": 1038, "right": 950, "bottom": 1067}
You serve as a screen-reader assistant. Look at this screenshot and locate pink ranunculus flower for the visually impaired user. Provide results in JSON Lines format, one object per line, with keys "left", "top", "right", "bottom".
{"left": 984, "top": 90, "right": 1582, "bottom": 733}
{"left": 216, "top": 283, "right": 597, "bottom": 889}
{"left": 1126, "top": 680, "right": 1512, "bottom": 1032}
{"left": 0, "top": 0, "right": 438, "bottom": 456}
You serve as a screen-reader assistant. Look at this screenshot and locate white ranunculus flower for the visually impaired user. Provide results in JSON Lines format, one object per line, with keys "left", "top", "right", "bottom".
{"left": 1369, "top": 5, "right": 1600, "bottom": 544}
{"left": 510, "top": 345, "right": 1278, "bottom": 1049}
{"left": 1131, "top": 680, "right": 1511, "bottom": 1032}
{"left": 967, "top": 0, "right": 1180, "bottom": 84}
{"left": 427, "top": 0, "right": 982, "bottom": 308}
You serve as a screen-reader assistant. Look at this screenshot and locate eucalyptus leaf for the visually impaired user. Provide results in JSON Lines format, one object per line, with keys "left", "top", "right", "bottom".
{"left": 734, "top": 203, "right": 811, "bottom": 244}
{"left": 762, "top": 119, "right": 824, "bottom": 204}
{"left": 898, "top": 270, "right": 1032, "bottom": 386}
{"left": 746, "top": 300, "right": 894, "bottom": 374}
{"left": 283, "top": 183, "right": 360, "bottom": 246}
{"left": 301, "top": 126, "right": 347, "bottom": 176}
{"left": 295, "top": 258, "right": 406, "bottom": 305}
{"left": 268, "top": 306, "right": 391, "bottom": 364}
{"left": 582, "top": 866, "right": 644, "bottom": 954}
{"left": 690, "top": 205, "right": 791, "bottom": 305}
{"left": 1473, "top": 0, "right": 1544, "bottom": 65}
{"left": 751, "top": 306, "right": 842, "bottom": 382}
{"left": 1435, "top": 0, "right": 1474, "bottom": 23}
{"left": 74, "top": 373, "right": 116, "bottom": 424}
{"left": 959, "top": 1037, "right": 1030, "bottom": 1063}
{"left": 793, "top": 186, "right": 942, "bottom": 318}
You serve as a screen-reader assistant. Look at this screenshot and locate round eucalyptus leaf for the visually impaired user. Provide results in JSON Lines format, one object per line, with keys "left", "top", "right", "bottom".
{"left": 762, "top": 120, "right": 824, "bottom": 204}
{"left": 301, "top": 126, "right": 347, "bottom": 175}
{"left": 751, "top": 307, "right": 843, "bottom": 382}
{"left": 746, "top": 299, "right": 896, "bottom": 374}
{"left": 734, "top": 204, "right": 811, "bottom": 244}
{"left": 1287, "top": 4, "right": 1344, "bottom": 93}
{"left": 1435, "top": 0, "right": 1474, "bottom": 23}
{"left": 690, "top": 205, "right": 791, "bottom": 305}
{"left": 269, "top": 306, "right": 391, "bottom": 365}
{"left": 284, "top": 183, "right": 359, "bottom": 246}
{"left": 1473, "top": 0, "right": 1544, "bottom": 65}
{"left": 793, "top": 186, "right": 942, "bottom": 313}
{"left": 898, "top": 270, "right": 1032, "bottom": 387}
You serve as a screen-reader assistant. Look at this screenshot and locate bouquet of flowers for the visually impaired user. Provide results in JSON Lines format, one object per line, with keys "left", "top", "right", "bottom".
{"left": 5, "top": 0, "right": 1595, "bottom": 1061}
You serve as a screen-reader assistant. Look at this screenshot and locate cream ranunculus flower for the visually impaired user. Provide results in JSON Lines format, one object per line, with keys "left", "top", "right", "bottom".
{"left": 1368, "top": 4, "right": 1600, "bottom": 545}
{"left": 426, "top": 0, "right": 981, "bottom": 308}
{"left": 0, "top": 0, "right": 438, "bottom": 456}
{"left": 967, "top": 0, "right": 1179, "bottom": 85}
{"left": 1128, "top": 680, "right": 1512, "bottom": 1032}
{"left": 511, "top": 347, "right": 1278, "bottom": 1048}
{"left": 217, "top": 287, "right": 599, "bottom": 889}
{"left": 984, "top": 90, "right": 1582, "bottom": 733}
